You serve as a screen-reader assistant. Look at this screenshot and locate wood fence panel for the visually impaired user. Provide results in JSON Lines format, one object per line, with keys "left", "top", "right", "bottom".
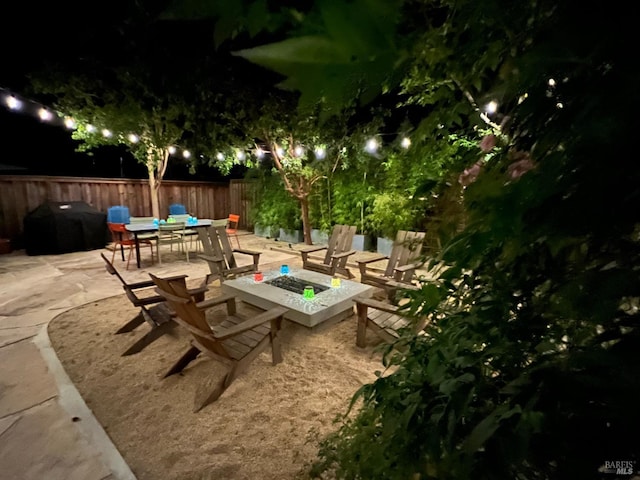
{"left": 0, "top": 176, "right": 251, "bottom": 249}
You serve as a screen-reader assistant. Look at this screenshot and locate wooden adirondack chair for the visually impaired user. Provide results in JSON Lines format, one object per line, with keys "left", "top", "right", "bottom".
{"left": 149, "top": 273, "right": 288, "bottom": 412}
{"left": 100, "top": 253, "right": 206, "bottom": 356}
{"left": 198, "top": 224, "right": 261, "bottom": 285}
{"left": 357, "top": 230, "right": 426, "bottom": 299}
{"left": 299, "top": 224, "right": 357, "bottom": 279}
{"left": 354, "top": 283, "right": 428, "bottom": 348}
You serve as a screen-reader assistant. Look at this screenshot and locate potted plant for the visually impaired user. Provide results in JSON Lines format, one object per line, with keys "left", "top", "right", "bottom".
{"left": 331, "top": 174, "right": 376, "bottom": 251}
{"left": 369, "top": 192, "right": 418, "bottom": 255}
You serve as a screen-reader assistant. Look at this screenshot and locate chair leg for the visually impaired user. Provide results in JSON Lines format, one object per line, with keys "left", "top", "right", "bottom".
{"left": 164, "top": 345, "right": 200, "bottom": 378}
{"left": 115, "top": 311, "right": 145, "bottom": 334}
{"left": 356, "top": 302, "right": 369, "bottom": 348}
{"left": 121, "top": 321, "right": 177, "bottom": 356}
{"left": 126, "top": 245, "right": 134, "bottom": 270}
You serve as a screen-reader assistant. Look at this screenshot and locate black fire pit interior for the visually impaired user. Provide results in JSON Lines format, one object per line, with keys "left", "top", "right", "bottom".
{"left": 265, "top": 276, "right": 330, "bottom": 295}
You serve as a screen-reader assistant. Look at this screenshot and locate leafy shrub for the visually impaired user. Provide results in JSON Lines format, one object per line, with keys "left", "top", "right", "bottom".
{"left": 309, "top": 1, "right": 640, "bottom": 479}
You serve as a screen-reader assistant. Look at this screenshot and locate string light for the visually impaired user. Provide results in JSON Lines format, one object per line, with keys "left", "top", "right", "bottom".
{"left": 484, "top": 100, "right": 498, "bottom": 115}
{"left": 365, "top": 137, "right": 379, "bottom": 154}
{"left": 38, "top": 108, "right": 53, "bottom": 121}
{"left": 1, "top": 88, "right": 416, "bottom": 171}
{"left": 6, "top": 96, "right": 21, "bottom": 110}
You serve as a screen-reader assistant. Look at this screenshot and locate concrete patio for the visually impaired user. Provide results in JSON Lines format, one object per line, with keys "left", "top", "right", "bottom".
{"left": 0, "top": 233, "right": 303, "bottom": 480}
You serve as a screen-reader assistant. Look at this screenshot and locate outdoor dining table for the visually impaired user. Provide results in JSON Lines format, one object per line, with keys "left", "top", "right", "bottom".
{"left": 125, "top": 218, "right": 214, "bottom": 268}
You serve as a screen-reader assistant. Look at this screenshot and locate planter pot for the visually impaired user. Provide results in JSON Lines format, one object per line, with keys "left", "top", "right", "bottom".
{"left": 0, "top": 238, "right": 12, "bottom": 255}
{"left": 310, "top": 228, "right": 329, "bottom": 245}
{"left": 279, "top": 228, "right": 304, "bottom": 244}
{"left": 254, "top": 224, "right": 278, "bottom": 239}
{"left": 351, "top": 234, "right": 375, "bottom": 252}
{"left": 376, "top": 237, "right": 394, "bottom": 256}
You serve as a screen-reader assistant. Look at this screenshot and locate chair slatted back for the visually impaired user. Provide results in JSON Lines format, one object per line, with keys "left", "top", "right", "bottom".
{"left": 150, "top": 274, "right": 231, "bottom": 359}
{"left": 198, "top": 225, "right": 228, "bottom": 266}
{"left": 210, "top": 225, "right": 238, "bottom": 269}
{"left": 129, "top": 216, "right": 155, "bottom": 224}
{"left": 324, "top": 225, "right": 356, "bottom": 267}
{"left": 383, "top": 230, "right": 426, "bottom": 278}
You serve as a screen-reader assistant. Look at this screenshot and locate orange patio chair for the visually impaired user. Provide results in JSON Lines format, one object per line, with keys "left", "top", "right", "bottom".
{"left": 108, "top": 222, "right": 155, "bottom": 269}
{"left": 226, "top": 214, "right": 241, "bottom": 248}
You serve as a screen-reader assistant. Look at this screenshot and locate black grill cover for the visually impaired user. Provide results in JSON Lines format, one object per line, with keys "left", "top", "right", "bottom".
{"left": 24, "top": 201, "right": 108, "bottom": 255}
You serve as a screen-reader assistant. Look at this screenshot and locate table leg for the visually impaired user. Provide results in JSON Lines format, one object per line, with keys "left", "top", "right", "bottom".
{"left": 134, "top": 232, "right": 141, "bottom": 268}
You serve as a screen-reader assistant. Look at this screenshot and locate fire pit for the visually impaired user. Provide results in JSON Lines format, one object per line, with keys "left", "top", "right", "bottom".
{"left": 265, "top": 276, "right": 329, "bottom": 295}
{"left": 221, "top": 268, "right": 374, "bottom": 328}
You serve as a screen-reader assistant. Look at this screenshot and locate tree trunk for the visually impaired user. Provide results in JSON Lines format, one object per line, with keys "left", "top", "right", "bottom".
{"left": 300, "top": 196, "right": 312, "bottom": 245}
{"left": 147, "top": 163, "right": 161, "bottom": 219}
{"left": 146, "top": 146, "right": 169, "bottom": 219}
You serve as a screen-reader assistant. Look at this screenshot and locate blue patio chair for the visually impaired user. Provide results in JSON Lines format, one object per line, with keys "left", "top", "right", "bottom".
{"left": 169, "top": 203, "right": 187, "bottom": 215}
{"left": 107, "top": 205, "right": 130, "bottom": 224}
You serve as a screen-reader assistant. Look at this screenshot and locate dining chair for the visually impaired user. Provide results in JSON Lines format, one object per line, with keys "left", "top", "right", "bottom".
{"left": 168, "top": 214, "right": 200, "bottom": 252}
{"left": 129, "top": 216, "right": 160, "bottom": 245}
{"left": 107, "top": 222, "right": 155, "bottom": 269}
{"left": 226, "top": 214, "right": 241, "bottom": 248}
{"left": 157, "top": 222, "right": 189, "bottom": 264}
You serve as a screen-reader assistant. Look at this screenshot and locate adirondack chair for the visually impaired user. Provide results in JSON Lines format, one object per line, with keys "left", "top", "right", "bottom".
{"left": 299, "top": 224, "right": 357, "bottom": 279}
{"left": 149, "top": 273, "right": 288, "bottom": 412}
{"left": 198, "top": 224, "right": 261, "bottom": 285}
{"left": 100, "top": 253, "right": 206, "bottom": 356}
{"left": 357, "top": 230, "right": 426, "bottom": 299}
{"left": 354, "top": 283, "right": 428, "bottom": 348}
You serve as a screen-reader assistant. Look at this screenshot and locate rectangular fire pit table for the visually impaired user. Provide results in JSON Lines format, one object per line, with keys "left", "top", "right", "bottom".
{"left": 221, "top": 268, "right": 374, "bottom": 328}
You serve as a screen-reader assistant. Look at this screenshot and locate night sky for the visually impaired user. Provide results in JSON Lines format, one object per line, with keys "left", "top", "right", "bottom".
{"left": 0, "top": 1, "right": 247, "bottom": 181}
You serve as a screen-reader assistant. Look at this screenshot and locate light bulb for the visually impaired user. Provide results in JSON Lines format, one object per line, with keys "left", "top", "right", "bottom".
{"left": 38, "top": 108, "right": 53, "bottom": 121}
{"left": 365, "top": 138, "right": 378, "bottom": 153}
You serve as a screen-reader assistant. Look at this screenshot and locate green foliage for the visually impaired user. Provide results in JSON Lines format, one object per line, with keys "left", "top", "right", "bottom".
{"left": 232, "top": 0, "right": 407, "bottom": 118}
{"left": 306, "top": 1, "right": 640, "bottom": 479}
{"left": 368, "top": 192, "right": 418, "bottom": 239}
{"left": 248, "top": 171, "right": 300, "bottom": 231}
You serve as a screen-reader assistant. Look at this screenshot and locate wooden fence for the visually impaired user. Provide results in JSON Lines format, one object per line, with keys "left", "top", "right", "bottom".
{"left": 0, "top": 175, "right": 254, "bottom": 248}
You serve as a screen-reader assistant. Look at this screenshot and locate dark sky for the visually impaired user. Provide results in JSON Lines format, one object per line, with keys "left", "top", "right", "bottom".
{"left": 0, "top": 1, "right": 248, "bottom": 181}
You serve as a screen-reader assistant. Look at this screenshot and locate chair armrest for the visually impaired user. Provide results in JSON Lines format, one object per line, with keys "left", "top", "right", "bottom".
{"left": 195, "top": 293, "right": 236, "bottom": 311}
{"left": 233, "top": 248, "right": 261, "bottom": 257}
{"left": 353, "top": 297, "right": 400, "bottom": 314}
{"left": 129, "top": 292, "right": 165, "bottom": 307}
{"left": 126, "top": 279, "right": 156, "bottom": 290}
{"left": 356, "top": 254, "right": 387, "bottom": 265}
{"left": 394, "top": 263, "right": 420, "bottom": 273}
{"left": 212, "top": 306, "right": 289, "bottom": 340}
{"left": 199, "top": 254, "right": 224, "bottom": 263}
{"left": 299, "top": 245, "right": 327, "bottom": 254}
{"left": 331, "top": 250, "right": 356, "bottom": 260}
{"left": 187, "top": 286, "right": 208, "bottom": 301}
{"left": 385, "top": 279, "right": 420, "bottom": 291}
